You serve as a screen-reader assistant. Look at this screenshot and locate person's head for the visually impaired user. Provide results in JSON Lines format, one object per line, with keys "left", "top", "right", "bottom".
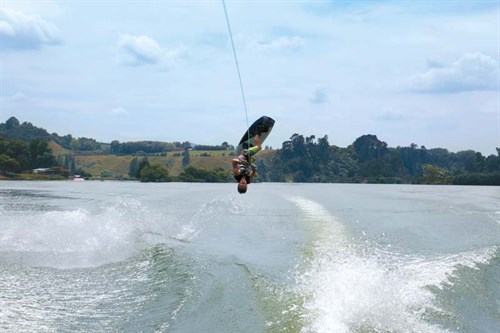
{"left": 237, "top": 177, "right": 248, "bottom": 194}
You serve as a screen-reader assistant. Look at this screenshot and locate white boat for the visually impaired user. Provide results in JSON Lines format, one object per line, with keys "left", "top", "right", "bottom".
{"left": 73, "top": 175, "right": 85, "bottom": 182}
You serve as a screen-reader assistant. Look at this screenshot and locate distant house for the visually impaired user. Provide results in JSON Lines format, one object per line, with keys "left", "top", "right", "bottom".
{"left": 32, "top": 168, "right": 52, "bottom": 174}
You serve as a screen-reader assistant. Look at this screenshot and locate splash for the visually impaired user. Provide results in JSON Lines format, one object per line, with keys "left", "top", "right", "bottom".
{"left": 174, "top": 196, "right": 249, "bottom": 241}
{"left": 0, "top": 199, "right": 149, "bottom": 268}
{"left": 288, "top": 197, "right": 498, "bottom": 333}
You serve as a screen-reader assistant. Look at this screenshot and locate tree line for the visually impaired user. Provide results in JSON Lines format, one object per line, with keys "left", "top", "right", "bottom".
{"left": 0, "top": 139, "right": 58, "bottom": 175}
{"left": 0, "top": 117, "right": 235, "bottom": 156}
{"left": 126, "top": 134, "right": 499, "bottom": 185}
{"left": 108, "top": 141, "right": 237, "bottom": 155}
{"left": 0, "top": 117, "right": 103, "bottom": 152}
{"left": 1, "top": 117, "right": 498, "bottom": 185}
{"left": 128, "top": 155, "right": 230, "bottom": 183}
{"left": 256, "top": 134, "right": 499, "bottom": 185}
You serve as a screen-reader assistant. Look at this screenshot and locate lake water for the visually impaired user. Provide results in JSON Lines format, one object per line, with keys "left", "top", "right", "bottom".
{"left": 0, "top": 181, "right": 498, "bottom": 333}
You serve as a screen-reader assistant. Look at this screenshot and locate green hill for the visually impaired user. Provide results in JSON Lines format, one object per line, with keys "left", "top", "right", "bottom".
{"left": 74, "top": 149, "right": 275, "bottom": 179}
{"left": 0, "top": 117, "right": 52, "bottom": 142}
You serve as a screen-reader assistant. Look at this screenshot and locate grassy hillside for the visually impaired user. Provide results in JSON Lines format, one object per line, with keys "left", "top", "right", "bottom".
{"left": 75, "top": 155, "right": 136, "bottom": 178}
{"left": 74, "top": 149, "right": 276, "bottom": 179}
{"left": 48, "top": 140, "right": 71, "bottom": 155}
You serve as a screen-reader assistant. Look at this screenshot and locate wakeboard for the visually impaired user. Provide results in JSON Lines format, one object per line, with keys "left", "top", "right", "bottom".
{"left": 236, "top": 116, "right": 275, "bottom": 152}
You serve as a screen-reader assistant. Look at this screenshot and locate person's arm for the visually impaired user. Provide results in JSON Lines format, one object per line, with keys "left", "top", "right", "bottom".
{"left": 232, "top": 158, "right": 241, "bottom": 175}
{"left": 248, "top": 164, "right": 256, "bottom": 182}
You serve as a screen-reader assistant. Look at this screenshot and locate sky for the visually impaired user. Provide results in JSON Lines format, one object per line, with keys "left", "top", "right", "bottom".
{"left": 1, "top": 0, "right": 499, "bottom": 155}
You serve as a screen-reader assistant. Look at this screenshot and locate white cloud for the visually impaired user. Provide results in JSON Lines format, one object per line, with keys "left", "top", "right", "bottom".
{"left": 248, "top": 36, "right": 305, "bottom": 52}
{"left": 117, "top": 34, "right": 185, "bottom": 67}
{"left": 1, "top": 92, "right": 31, "bottom": 108}
{"left": 408, "top": 52, "right": 498, "bottom": 93}
{"left": 110, "top": 107, "right": 128, "bottom": 115}
{"left": 10, "top": 92, "right": 28, "bottom": 102}
{"left": 0, "top": 20, "right": 15, "bottom": 36}
{"left": 0, "top": 8, "right": 61, "bottom": 49}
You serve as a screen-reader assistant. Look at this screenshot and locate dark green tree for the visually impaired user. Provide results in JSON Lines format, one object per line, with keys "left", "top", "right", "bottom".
{"left": 178, "top": 166, "right": 230, "bottom": 182}
{"left": 0, "top": 117, "right": 51, "bottom": 142}
{"left": 110, "top": 140, "right": 120, "bottom": 154}
{"left": 139, "top": 164, "right": 171, "bottom": 182}
{"left": 454, "top": 150, "right": 480, "bottom": 173}
{"left": 29, "top": 139, "right": 56, "bottom": 168}
{"left": 317, "top": 135, "right": 330, "bottom": 162}
{"left": 136, "top": 157, "right": 150, "bottom": 178}
{"left": 0, "top": 154, "right": 20, "bottom": 174}
{"left": 484, "top": 150, "right": 499, "bottom": 172}
{"left": 352, "top": 134, "right": 388, "bottom": 162}
{"left": 129, "top": 157, "right": 140, "bottom": 178}
{"left": 5, "top": 117, "right": 20, "bottom": 130}
{"left": 3, "top": 140, "right": 31, "bottom": 170}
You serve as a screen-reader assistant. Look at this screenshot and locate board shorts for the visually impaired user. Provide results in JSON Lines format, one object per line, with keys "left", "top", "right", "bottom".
{"left": 240, "top": 145, "right": 261, "bottom": 164}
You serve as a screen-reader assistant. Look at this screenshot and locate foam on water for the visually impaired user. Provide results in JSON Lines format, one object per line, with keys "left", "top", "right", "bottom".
{"left": 1, "top": 198, "right": 159, "bottom": 268}
{"left": 0, "top": 189, "right": 251, "bottom": 269}
{"left": 494, "top": 211, "right": 500, "bottom": 224}
{"left": 173, "top": 196, "right": 250, "bottom": 241}
{"left": 0, "top": 244, "right": 196, "bottom": 332}
{"left": 174, "top": 197, "right": 245, "bottom": 239}
{"left": 289, "top": 196, "right": 498, "bottom": 333}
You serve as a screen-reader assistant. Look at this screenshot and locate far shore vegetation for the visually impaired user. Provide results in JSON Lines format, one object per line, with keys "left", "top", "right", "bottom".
{"left": 1, "top": 117, "right": 498, "bottom": 185}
